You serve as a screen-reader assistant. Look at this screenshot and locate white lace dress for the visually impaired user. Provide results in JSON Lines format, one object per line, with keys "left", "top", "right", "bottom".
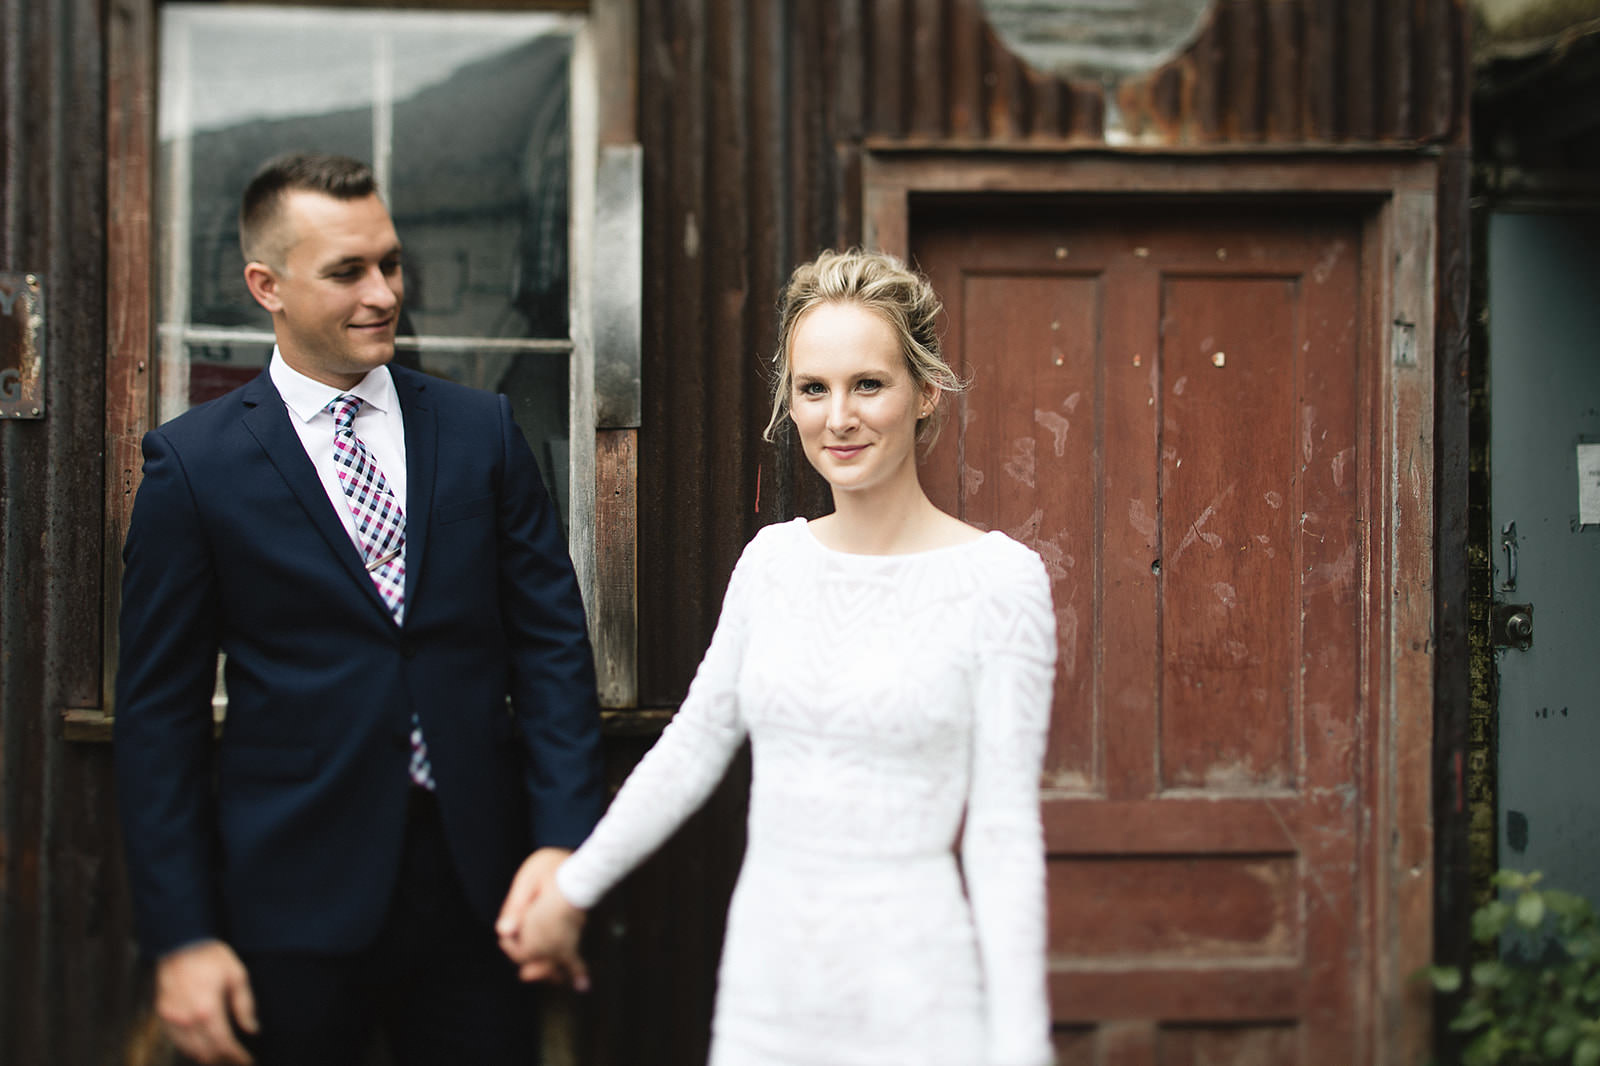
{"left": 556, "top": 518, "right": 1057, "bottom": 1066}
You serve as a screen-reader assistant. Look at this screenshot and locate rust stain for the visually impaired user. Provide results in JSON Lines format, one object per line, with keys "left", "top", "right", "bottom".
{"left": 1004, "top": 507, "right": 1070, "bottom": 581}
{"left": 1305, "top": 543, "right": 1359, "bottom": 601}
{"left": 1311, "top": 239, "right": 1347, "bottom": 284}
{"left": 1057, "top": 603, "right": 1079, "bottom": 679}
{"left": 963, "top": 464, "right": 985, "bottom": 497}
{"left": 1007, "top": 506, "right": 1044, "bottom": 542}
{"left": 1167, "top": 480, "right": 1236, "bottom": 565}
{"left": 1332, "top": 446, "right": 1354, "bottom": 489}
{"left": 1034, "top": 408, "right": 1071, "bottom": 456}
{"left": 0, "top": 272, "right": 46, "bottom": 419}
{"left": 1004, "top": 436, "right": 1038, "bottom": 487}
{"left": 1128, "top": 497, "right": 1157, "bottom": 539}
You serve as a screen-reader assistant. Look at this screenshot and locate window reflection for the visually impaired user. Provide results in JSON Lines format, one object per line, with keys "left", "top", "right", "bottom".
{"left": 159, "top": 6, "right": 575, "bottom": 525}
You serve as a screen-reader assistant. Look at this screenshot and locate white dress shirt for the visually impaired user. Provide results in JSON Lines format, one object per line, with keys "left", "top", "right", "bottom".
{"left": 268, "top": 348, "right": 409, "bottom": 558}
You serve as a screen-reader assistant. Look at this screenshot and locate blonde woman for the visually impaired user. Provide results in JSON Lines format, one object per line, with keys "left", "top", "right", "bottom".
{"left": 500, "top": 249, "right": 1057, "bottom": 1066}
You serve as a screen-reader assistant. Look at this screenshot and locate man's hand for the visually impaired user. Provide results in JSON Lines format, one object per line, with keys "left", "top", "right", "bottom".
{"left": 155, "top": 939, "right": 258, "bottom": 1065}
{"left": 496, "top": 847, "right": 589, "bottom": 989}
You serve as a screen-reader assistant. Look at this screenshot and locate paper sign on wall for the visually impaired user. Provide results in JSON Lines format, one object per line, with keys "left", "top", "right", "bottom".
{"left": 1580, "top": 444, "right": 1600, "bottom": 526}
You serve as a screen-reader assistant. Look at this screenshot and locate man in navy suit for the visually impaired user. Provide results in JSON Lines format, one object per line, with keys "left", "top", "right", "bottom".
{"left": 114, "top": 152, "right": 603, "bottom": 1065}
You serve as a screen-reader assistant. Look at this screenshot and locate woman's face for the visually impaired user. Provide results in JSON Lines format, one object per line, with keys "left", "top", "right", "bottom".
{"left": 788, "top": 301, "right": 932, "bottom": 499}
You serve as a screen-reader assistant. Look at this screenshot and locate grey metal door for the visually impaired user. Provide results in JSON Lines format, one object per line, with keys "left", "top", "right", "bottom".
{"left": 1489, "top": 210, "right": 1600, "bottom": 903}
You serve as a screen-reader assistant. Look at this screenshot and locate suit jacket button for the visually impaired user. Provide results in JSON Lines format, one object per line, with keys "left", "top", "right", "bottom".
{"left": 399, "top": 643, "right": 415, "bottom": 659}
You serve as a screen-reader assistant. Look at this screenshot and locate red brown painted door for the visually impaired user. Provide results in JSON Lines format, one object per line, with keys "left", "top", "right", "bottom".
{"left": 914, "top": 203, "right": 1367, "bottom": 1064}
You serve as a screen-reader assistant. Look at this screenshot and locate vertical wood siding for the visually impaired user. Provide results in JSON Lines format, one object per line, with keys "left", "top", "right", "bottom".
{"left": 1, "top": 0, "right": 144, "bottom": 1062}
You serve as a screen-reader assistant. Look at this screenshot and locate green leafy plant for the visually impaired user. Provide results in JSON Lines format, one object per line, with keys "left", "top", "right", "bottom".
{"left": 1422, "top": 871, "right": 1600, "bottom": 1066}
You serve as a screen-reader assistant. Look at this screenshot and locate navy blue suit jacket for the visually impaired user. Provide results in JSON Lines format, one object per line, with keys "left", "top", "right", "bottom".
{"left": 114, "top": 364, "right": 604, "bottom": 958}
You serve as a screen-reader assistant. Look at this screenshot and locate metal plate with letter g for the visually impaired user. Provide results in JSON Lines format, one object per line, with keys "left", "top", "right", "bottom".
{"left": 0, "top": 271, "right": 45, "bottom": 419}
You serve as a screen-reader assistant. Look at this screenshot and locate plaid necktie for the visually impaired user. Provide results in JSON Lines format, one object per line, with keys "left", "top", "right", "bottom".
{"left": 327, "top": 394, "right": 434, "bottom": 791}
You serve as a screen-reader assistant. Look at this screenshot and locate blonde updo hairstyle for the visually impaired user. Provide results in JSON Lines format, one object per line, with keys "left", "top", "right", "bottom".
{"left": 763, "top": 249, "right": 966, "bottom": 448}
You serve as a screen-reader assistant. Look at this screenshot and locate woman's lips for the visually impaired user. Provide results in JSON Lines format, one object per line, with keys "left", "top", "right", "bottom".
{"left": 825, "top": 445, "right": 866, "bottom": 459}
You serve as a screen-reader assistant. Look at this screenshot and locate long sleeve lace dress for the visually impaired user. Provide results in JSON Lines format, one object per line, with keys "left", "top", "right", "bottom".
{"left": 556, "top": 517, "right": 1058, "bottom": 1066}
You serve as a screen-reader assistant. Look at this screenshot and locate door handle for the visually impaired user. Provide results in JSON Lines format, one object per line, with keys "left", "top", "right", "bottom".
{"left": 1500, "top": 520, "right": 1518, "bottom": 591}
{"left": 1492, "top": 603, "right": 1534, "bottom": 650}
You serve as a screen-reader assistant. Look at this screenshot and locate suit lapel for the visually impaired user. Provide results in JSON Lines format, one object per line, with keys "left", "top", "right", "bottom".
{"left": 393, "top": 366, "right": 436, "bottom": 616}
{"left": 238, "top": 370, "right": 396, "bottom": 623}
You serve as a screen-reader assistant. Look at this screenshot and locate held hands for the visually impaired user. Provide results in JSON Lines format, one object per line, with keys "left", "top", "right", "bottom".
{"left": 496, "top": 846, "right": 590, "bottom": 990}
{"left": 154, "top": 939, "right": 259, "bottom": 1065}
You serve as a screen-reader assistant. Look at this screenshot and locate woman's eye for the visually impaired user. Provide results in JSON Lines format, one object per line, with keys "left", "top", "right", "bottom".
{"left": 857, "top": 379, "right": 883, "bottom": 392}
{"left": 797, "top": 382, "right": 825, "bottom": 397}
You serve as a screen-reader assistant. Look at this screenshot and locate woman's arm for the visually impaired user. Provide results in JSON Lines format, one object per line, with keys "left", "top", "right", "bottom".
{"left": 499, "top": 528, "right": 775, "bottom": 964}
{"left": 960, "top": 548, "right": 1058, "bottom": 1066}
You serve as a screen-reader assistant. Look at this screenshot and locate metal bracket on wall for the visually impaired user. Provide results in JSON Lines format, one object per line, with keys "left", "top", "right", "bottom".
{"left": 0, "top": 271, "right": 45, "bottom": 419}
{"left": 592, "top": 144, "right": 642, "bottom": 430}
{"left": 1492, "top": 602, "right": 1534, "bottom": 650}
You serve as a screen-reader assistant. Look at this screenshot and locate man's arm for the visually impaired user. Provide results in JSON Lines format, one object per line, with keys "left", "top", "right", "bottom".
{"left": 116, "top": 431, "right": 262, "bottom": 1062}
{"left": 492, "top": 395, "right": 605, "bottom": 848}
{"left": 114, "top": 428, "right": 226, "bottom": 954}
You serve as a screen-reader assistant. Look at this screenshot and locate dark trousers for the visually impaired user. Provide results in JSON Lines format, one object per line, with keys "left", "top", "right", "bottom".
{"left": 234, "top": 791, "right": 540, "bottom": 1066}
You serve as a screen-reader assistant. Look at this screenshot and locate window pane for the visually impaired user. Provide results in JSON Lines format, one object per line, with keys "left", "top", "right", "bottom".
{"left": 181, "top": 340, "right": 275, "bottom": 400}
{"left": 388, "top": 32, "right": 571, "bottom": 343}
{"left": 158, "top": 7, "right": 574, "bottom": 523}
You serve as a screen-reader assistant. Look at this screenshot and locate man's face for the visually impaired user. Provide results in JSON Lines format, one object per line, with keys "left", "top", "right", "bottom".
{"left": 245, "top": 190, "right": 403, "bottom": 389}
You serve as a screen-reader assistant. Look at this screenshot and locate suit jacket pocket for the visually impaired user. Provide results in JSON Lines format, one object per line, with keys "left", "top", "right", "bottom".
{"left": 436, "top": 494, "right": 494, "bottom": 526}
{"left": 220, "top": 742, "right": 317, "bottom": 781}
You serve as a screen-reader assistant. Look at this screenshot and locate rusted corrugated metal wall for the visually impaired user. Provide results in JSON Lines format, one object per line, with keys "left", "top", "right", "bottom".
{"left": 1117, "top": 0, "right": 1466, "bottom": 145}
{"left": 842, "top": 0, "right": 1467, "bottom": 146}
{"left": 0, "top": 0, "right": 145, "bottom": 1062}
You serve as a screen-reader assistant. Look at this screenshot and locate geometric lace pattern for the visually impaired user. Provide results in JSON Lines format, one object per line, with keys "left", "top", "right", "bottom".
{"left": 558, "top": 518, "right": 1058, "bottom": 1065}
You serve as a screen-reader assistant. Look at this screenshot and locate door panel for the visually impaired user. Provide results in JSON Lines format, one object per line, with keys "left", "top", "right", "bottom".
{"left": 914, "top": 203, "right": 1367, "bottom": 1063}
{"left": 936, "top": 270, "right": 1101, "bottom": 787}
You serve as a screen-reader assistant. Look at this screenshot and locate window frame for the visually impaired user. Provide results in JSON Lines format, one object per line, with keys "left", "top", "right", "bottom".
{"left": 68, "top": 0, "right": 638, "bottom": 739}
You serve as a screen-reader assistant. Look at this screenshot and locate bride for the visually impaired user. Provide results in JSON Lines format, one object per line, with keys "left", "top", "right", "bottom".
{"left": 498, "top": 249, "right": 1058, "bottom": 1066}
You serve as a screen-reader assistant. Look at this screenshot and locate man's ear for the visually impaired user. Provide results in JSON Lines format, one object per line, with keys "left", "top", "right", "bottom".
{"left": 243, "top": 261, "right": 283, "bottom": 313}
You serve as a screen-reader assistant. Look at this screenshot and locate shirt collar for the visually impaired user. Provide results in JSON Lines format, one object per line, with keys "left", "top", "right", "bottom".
{"left": 269, "top": 347, "right": 398, "bottom": 424}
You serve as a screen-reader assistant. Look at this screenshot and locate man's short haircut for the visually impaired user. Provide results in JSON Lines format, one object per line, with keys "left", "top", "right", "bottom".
{"left": 239, "top": 152, "right": 379, "bottom": 267}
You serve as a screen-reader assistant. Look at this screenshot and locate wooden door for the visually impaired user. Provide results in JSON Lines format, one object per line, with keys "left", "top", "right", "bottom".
{"left": 914, "top": 203, "right": 1368, "bottom": 1064}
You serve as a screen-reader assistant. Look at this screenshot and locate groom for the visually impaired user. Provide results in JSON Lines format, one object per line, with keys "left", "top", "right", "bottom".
{"left": 114, "top": 152, "right": 603, "bottom": 1065}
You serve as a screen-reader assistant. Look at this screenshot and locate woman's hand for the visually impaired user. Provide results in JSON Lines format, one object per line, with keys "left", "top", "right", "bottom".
{"left": 496, "top": 848, "right": 590, "bottom": 990}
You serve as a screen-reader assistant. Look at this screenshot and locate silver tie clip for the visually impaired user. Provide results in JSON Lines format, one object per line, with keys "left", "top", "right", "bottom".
{"left": 365, "top": 545, "right": 401, "bottom": 571}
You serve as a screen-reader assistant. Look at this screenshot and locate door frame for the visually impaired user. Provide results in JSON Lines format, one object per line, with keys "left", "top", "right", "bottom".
{"left": 863, "top": 149, "right": 1438, "bottom": 1065}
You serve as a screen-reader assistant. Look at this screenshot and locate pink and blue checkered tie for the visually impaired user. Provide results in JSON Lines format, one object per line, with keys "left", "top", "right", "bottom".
{"left": 327, "top": 394, "right": 434, "bottom": 790}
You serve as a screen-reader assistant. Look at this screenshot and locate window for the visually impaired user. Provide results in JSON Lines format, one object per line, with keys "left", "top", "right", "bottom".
{"left": 69, "top": 0, "right": 638, "bottom": 738}
{"left": 157, "top": 5, "right": 579, "bottom": 522}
